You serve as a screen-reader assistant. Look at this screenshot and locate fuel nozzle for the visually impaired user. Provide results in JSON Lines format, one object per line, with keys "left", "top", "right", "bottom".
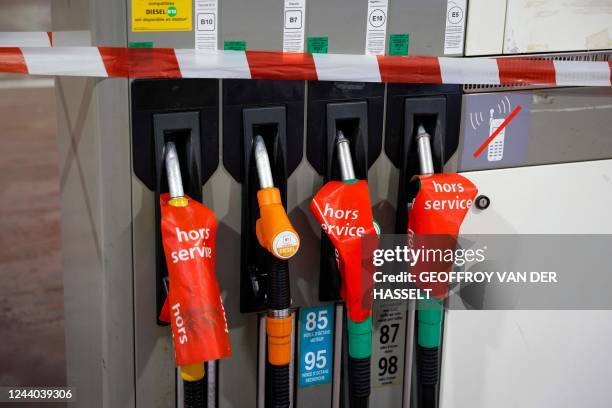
{"left": 164, "top": 142, "right": 189, "bottom": 208}
{"left": 413, "top": 124, "right": 442, "bottom": 408}
{"left": 252, "top": 135, "right": 297, "bottom": 408}
{"left": 254, "top": 135, "right": 275, "bottom": 189}
{"left": 336, "top": 131, "right": 356, "bottom": 182}
{"left": 334, "top": 131, "right": 374, "bottom": 408}
{"left": 165, "top": 141, "right": 184, "bottom": 198}
{"left": 253, "top": 135, "right": 300, "bottom": 260}
{"left": 416, "top": 125, "right": 434, "bottom": 176}
{"left": 163, "top": 141, "right": 205, "bottom": 406}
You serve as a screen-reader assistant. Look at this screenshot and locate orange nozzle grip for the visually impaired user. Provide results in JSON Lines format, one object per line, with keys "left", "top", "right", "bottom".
{"left": 255, "top": 188, "right": 300, "bottom": 259}
{"left": 266, "top": 315, "right": 292, "bottom": 366}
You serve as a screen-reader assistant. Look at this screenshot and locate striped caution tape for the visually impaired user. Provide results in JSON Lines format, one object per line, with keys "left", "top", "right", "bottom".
{"left": 0, "top": 44, "right": 610, "bottom": 86}
{"left": 0, "top": 32, "right": 54, "bottom": 47}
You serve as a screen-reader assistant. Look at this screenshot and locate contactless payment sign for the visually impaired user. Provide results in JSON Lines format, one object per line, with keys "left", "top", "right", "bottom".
{"left": 298, "top": 306, "right": 334, "bottom": 387}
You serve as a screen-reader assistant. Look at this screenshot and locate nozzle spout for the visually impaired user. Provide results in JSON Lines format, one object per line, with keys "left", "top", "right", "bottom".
{"left": 254, "top": 135, "right": 275, "bottom": 189}
{"left": 336, "top": 131, "right": 356, "bottom": 181}
{"left": 164, "top": 141, "right": 185, "bottom": 199}
{"left": 416, "top": 125, "right": 434, "bottom": 176}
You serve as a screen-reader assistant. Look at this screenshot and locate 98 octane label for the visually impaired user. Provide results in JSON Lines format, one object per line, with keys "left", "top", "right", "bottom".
{"left": 372, "top": 301, "right": 407, "bottom": 387}
{"left": 298, "top": 305, "right": 334, "bottom": 387}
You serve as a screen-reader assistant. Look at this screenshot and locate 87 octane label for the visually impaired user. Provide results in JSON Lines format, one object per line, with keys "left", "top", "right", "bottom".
{"left": 372, "top": 301, "right": 407, "bottom": 387}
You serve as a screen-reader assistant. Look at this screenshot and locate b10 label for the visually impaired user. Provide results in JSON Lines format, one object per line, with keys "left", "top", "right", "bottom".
{"left": 298, "top": 306, "right": 334, "bottom": 387}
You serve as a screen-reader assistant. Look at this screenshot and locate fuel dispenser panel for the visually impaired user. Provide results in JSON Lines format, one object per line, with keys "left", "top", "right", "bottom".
{"left": 386, "top": 0, "right": 461, "bottom": 56}
{"left": 132, "top": 79, "right": 219, "bottom": 321}
{"left": 381, "top": 84, "right": 463, "bottom": 408}
{"left": 307, "top": 81, "right": 384, "bottom": 302}
{"left": 306, "top": 80, "right": 384, "bottom": 408}
{"left": 130, "top": 79, "right": 220, "bottom": 407}
{"left": 222, "top": 79, "right": 304, "bottom": 408}
{"left": 307, "top": 0, "right": 461, "bottom": 55}
{"left": 220, "top": 0, "right": 284, "bottom": 51}
{"left": 222, "top": 79, "right": 304, "bottom": 313}
{"left": 386, "top": 84, "right": 462, "bottom": 233}
{"left": 306, "top": 0, "right": 369, "bottom": 54}
{"left": 45, "top": 1, "right": 612, "bottom": 408}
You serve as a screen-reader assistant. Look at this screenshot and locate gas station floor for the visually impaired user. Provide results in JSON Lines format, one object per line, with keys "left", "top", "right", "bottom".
{"left": 0, "top": 84, "right": 67, "bottom": 389}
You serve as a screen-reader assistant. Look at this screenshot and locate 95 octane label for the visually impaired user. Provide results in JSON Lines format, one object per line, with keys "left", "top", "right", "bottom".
{"left": 298, "top": 305, "right": 334, "bottom": 387}
{"left": 372, "top": 301, "right": 407, "bottom": 387}
{"left": 132, "top": 0, "right": 192, "bottom": 32}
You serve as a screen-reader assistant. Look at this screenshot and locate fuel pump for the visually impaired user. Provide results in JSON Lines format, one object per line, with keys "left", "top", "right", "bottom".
{"left": 130, "top": 79, "right": 222, "bottom": 407}
{"left": 407, "top": 125, "right": 477, "bottom": 408}
{"left": 384, "top": 85, "right": 464, "bottom": 408}
{"left": 159, "top": 141, "right": 232, "bottom": 408}
{"left": 306, "top": 81, "right": 384, "bottom": 408}
{"left": 335, "top": 133, "right": 374, "bottom": 408}
{"left": 311, "top": 132, "right": 380, "bottom": 408}
{"left": 253, "top": 135, "right": 300, "bottom": 408}
{"left": 222, "top": 79, "right": 305, "bottom": 408}
{"left": 163, "top": 141, "right": 207, "bottom": 407}
{"left": 411, "top": 126, "right": 441, "bottom": 408}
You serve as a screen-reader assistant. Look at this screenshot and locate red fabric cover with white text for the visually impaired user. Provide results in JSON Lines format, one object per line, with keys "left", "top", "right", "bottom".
{"left": 158, "top": 194, "right": 231, "bottom": 366}
{"left": 310, "top": 180, "right": 378, "bottom": 322}
{"left": 408, "top": 174, "right": 478, "bottom": 298}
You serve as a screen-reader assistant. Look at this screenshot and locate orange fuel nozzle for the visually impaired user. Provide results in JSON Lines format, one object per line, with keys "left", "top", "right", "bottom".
{"left": 252, "top": 134, "right": 300, "bottom": 259}
{"left": 252, "top": 135, "right": 295, "bottom": 407}
{"left": 255, "top": 187, "right": 300, "bottom": 259}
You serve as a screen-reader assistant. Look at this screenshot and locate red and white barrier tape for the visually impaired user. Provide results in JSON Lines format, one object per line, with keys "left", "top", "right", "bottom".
{"left": 0, "top": 32, "right": 53, "bottom": 47}
{"left": 0, "top": 45, "right": 610, "bottom": 86}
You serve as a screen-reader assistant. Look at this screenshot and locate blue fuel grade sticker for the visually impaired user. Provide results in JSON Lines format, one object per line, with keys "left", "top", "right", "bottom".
{"left": 298, "top": 305, "right": 335, "bottom": 388}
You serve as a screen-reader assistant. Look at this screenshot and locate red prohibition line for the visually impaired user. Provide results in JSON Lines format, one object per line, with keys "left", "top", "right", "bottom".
{"left": 472, "top": 105, "right": 522, "bottom": 158}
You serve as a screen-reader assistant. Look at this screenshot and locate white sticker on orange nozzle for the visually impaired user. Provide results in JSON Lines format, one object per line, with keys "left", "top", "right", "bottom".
{"left": 273, "top": 231, "right": 300, "bottom": 259}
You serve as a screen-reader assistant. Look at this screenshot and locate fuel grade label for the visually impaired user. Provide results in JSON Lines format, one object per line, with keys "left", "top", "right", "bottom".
{"left": 372, "top": 301, "right": 407, "bottom": 387}
{"left": 132, "top": 0, "right": 192, "bottom": 32}
{"left": 298, "top": 305, "right": 334, "bottom": 387}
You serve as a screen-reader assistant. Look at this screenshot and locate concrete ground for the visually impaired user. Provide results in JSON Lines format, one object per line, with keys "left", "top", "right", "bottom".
{"left": 0, "top": 85, "right": 66, "bottom": 390}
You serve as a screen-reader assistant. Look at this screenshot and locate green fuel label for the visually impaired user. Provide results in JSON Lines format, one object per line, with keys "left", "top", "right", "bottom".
{"left": 223, "top": 41, "right": 247, "bottom": 51}
{"left": 128, "top": 41, "right": 154, "bottom": 48}
{"left": 307, "top": 36, "right": 328, "bottom": 54}
{"left": 388, "top": 33, "right": 409, "bottom": 56}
